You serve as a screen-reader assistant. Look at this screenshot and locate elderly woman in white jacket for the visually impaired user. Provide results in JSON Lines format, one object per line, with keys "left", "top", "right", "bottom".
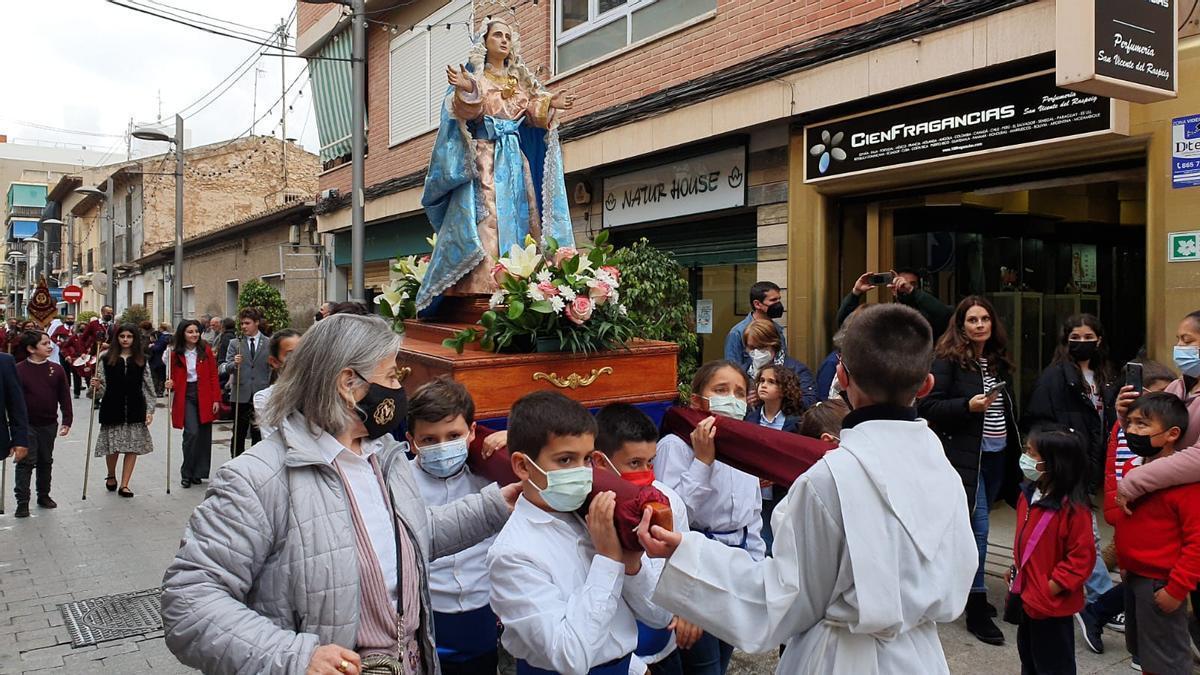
{"left": 162, "top": 314, "right": 518, "bottom": 675}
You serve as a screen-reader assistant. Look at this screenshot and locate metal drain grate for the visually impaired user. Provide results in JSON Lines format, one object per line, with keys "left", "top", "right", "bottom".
{"left": 59, "top": 587, "right": 164, "bottom": 648}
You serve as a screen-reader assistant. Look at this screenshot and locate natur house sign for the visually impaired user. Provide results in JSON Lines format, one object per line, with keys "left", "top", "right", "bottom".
{"left": 1056, "top": 0, "right": 1178, "bottom": 103}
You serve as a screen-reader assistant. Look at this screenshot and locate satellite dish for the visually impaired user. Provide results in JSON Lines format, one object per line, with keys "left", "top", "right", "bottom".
{"left": 92, "top": 272, "right": 108, "bottom": 293}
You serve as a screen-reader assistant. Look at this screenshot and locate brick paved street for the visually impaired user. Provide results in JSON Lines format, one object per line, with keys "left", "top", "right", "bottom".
{"left": 0, "top": 400, "right": 1162, "bottom": 674}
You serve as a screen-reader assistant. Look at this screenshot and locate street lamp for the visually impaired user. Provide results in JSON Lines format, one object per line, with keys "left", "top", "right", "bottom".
{"left": 133, "top": 114, "right": 184, "bottom": 325}
{"left": 76, "top": 179, "right": 115, "bottom": 309}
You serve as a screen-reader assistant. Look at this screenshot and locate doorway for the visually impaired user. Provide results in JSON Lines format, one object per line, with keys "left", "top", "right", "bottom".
{"left": 834, "top": 168, "right": 1147, "bottom": 409}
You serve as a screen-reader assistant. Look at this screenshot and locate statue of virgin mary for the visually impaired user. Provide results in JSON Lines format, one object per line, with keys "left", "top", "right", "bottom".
{"left": 415, "top": 19, "right": 576, "bottom": 311}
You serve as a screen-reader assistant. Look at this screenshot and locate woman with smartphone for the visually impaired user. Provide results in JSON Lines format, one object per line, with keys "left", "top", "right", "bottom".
{"left": 918, "top": 296, "right": 1021, "bottom": 647}
{"left": 1023, "top": 313, "right": 1119, "bottom": 649}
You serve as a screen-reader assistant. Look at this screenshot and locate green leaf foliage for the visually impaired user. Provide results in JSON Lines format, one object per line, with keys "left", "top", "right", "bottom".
{"left": 614, "top": 238, "right": 699, "bottom": 393}
{"left": 118, "top": 304, "right": 151, "bottom": 327}
{"left": 237, "top": 280, "right": 290, "bottom": 333}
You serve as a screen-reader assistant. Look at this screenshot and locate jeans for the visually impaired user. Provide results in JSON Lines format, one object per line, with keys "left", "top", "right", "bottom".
{"left": 647, "top": 650, "right": 682, "bottom": 675}
{"left": 1084, "top": 512, "right": 1114, "bottom": 604}
{"left": 761, "top": 486, "right": 778, "bottom": 556}
{"left": 680, "top": 632, "right": 734, "bottom": 675}
{"left": 971, "top": 450, "right": 1007, "bottom": 592}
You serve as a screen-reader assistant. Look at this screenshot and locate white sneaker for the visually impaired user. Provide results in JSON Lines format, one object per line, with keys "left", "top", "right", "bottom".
{"left": 1106, "top": 612, "right": 1126, "bottom": 634}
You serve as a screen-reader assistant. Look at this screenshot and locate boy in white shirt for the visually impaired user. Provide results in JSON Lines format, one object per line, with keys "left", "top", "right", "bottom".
{"left": 488, "top": 391, "right": 672, "bottom": 675}
{"left": 405, "top": 377, "right": 498, "bottom": 674}
{"left": 251, "top": 329, "right": 301, "bottom": 439}
{"left": 638, "top": 304, "right": 978, "bottom": 674}
{"left": 593, "top": 404, "right": 701, "bottom": 675}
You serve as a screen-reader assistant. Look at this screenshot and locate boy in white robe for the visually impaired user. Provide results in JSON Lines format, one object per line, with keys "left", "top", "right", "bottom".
{"left": 637, "top": 304, "right": 977, "bottom": 674}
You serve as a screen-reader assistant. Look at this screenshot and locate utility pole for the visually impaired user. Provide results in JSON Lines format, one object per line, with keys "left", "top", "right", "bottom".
{"left": 280, "top": 18, "right": 288, "bottom": 190}
{"left": 173, "top": 114, "right": 184, "bottom": 325}
{"left": 66, "top": 215, "right": 75, "bottom": 291}
{"left": 252, "top": 65, "right": 266, "bottom": 136}
{"left": 126, "top": 118, "right": 133, "bottom": 161}
{"left": 350, "top": 0, "right": 365, "bottom": 302}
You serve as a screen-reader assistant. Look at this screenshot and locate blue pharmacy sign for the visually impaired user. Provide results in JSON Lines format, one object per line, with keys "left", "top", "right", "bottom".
{"left": 1173, "top": 115, "right": 1200, "bottom": 189}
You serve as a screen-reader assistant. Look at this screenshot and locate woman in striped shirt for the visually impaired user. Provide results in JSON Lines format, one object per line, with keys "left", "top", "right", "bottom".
{"left": 919, "top": 295, "right": 1020, "bottom": 647}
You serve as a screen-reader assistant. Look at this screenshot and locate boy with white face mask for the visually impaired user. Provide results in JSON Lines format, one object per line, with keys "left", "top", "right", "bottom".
{"left": 405, "top": 377, "right": 498, "bottom": 675}
{"left": 488, "top": 391, "right": 672, "bottom": 675}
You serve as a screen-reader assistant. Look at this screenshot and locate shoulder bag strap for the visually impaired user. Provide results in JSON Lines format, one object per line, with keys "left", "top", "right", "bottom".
{"left": 1011, "top": 508, "right": 1055, "bottom": 593}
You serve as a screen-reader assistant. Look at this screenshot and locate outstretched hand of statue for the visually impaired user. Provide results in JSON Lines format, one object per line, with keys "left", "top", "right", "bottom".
{"left": 446, "top": 65, "right": 475, "bottom": 93}
{"left": 550, "top": 89, "right": 576, "bottom": 110}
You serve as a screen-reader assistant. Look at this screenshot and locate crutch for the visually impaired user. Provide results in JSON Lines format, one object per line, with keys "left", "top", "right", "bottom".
{"left": 81, "top": 379, "right": 100, "bottom": 500}
{"left": 1, "top": 458, "right": 7, "bottom": 515}
{"left": 230, "top": 340, "right": 242, "bottom": 459}
{"left": 165, "top": 386, "right": 173, "bottom": 495}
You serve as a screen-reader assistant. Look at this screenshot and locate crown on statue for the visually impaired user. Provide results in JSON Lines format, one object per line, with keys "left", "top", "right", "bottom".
{"left": 476, "top": 0, "right": 520, "bottom": 27}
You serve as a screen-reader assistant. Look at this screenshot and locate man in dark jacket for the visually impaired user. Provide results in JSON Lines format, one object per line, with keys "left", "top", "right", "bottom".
{"left": 836, "top": 269, "right": 953, "bottom": 339}
{"left": 0, "top": 350, "right": 29, "bottom": 516}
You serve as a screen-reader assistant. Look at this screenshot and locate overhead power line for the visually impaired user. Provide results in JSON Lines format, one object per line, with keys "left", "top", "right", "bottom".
{"left": 0, "top": 119, "right": 125, "bottom": 139}
{"left": 104, "top": 0, "right": 289, "bottom": 50}
{"left": 140, "top": 0, "right": 284, "bottom": 38}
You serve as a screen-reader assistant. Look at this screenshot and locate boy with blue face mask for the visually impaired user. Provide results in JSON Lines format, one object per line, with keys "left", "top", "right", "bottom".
{"left": 405, "top": 377, "right": 498, "bottom": 675}
{"left": 488, "top": 391, "right": 672, "bottom": 675}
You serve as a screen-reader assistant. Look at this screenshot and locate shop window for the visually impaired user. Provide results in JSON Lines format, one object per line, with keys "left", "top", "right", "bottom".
{"left": 388, "top": 0, "right": 473, "bottom": 146}
{"left": 555, "top": 0, "right": 716, "bottom": 73}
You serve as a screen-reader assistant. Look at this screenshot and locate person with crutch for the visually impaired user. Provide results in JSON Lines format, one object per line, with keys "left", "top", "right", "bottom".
{"left": 13, "top": 331, "right": 71, "bottom": 518}
{"left": 219, "top": 308, "right": 270, "bottom": 458}
{"left": 0, "top": 347, "right": 29, "bottom": 516}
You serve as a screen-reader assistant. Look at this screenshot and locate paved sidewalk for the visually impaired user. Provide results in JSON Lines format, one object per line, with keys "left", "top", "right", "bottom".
{"left": 0, "top": 398, "right": 225, "bottom": 674}
{"left": 0, "top": 405, "right": 1170, "bottom": 673}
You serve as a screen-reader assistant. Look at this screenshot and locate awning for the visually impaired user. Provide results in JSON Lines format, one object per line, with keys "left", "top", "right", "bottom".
{"left": 308, "top": 30, "right": 354, "bottom": 164}
{"left": 9, "top": 219, "right": 38, "bottom": 241}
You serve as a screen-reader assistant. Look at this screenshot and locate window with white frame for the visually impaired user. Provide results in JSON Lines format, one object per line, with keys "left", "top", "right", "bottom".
{"left": 389, "top": 0, "right": 474, "bottom": 146}
{"left": 556, "top": 0, "right": 716, "bottom": 74}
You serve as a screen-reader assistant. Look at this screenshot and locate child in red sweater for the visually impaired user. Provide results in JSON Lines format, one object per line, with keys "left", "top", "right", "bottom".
{"left": 1009, "top": 425, "right": 1095, "bottom": 674}
{"left": 1109, "top": 392, "right": 1200, "bottom": 675}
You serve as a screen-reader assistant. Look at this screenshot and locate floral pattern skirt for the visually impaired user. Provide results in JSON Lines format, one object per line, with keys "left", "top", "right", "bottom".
{"left": 94, "top": 423, "right": 155, "bottom": 457}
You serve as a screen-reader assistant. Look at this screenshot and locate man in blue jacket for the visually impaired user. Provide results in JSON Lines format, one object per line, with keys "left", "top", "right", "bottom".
{"left": 0, "top": 350, "right": 30, "bottom": 516}
{"left": 724, "top": 281, "right": 788, "bottom": 372}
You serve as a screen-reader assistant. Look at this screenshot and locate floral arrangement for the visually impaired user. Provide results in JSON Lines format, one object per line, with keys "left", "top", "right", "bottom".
{"left": 375, "top": 235, "right": 435, "bottom": 332}
{"left": 445, "top": 230, "right": 636, "bottom": 354}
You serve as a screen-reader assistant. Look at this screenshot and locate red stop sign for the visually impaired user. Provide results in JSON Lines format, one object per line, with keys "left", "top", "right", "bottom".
{"left": 62, "top": 285, "right": 83, "bottom": 303}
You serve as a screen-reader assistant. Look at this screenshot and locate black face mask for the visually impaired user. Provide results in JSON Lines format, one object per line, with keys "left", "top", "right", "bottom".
{"left": 766, "top": 303, "right": 785, "bottom": 319}
{"left": 102, "top": 314, "right": 113, "bottom": 322}
{"left": 1125, "top": 431, "right": 1165, "bottom": 458}
{"left": 353, "top": 376, "right": 407, "bottom": 439}
{"left": 65, "top": 322, "right": 74, "bottom": 327}
{"left": 314, "top": 312, "right": 323, "bottom": 322}
{"left": 1068, "top": 340, "right": 1098, "bottom": 362}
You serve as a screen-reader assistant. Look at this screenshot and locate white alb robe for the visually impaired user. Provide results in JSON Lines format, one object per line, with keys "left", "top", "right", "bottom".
{"left": 651, "top": 416, "right": 976, "bottom": 674}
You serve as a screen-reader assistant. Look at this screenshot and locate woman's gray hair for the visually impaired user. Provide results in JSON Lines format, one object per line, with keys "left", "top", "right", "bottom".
{"left": 263, "top": 313, "right": 402, "bottom": 436}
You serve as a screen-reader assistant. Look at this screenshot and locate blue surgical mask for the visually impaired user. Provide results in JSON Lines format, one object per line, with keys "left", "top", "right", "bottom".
{"left": 417, "top": 437, "right": 469, "bottom": 478}
{"left": 1175, "top": 345, "right": 1200, "bottom": 378}
{"left": 1019, "top": 453, "right": 1043, "bottom": 483}
{"left": 706, "top": 394, "right": 747, "bottom": 420}
{"left": 523, "top": 455, "right": 592, "bottom": 512}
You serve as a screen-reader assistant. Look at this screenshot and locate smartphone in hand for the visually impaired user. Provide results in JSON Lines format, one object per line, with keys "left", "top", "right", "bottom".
{"left": 1124, "top": 362, "right": 1144, "bottom": 394}
{"left": 867, "top": 271, "right": 896, "bottom": 286}
{"left": 985, "top": 381, "right": 1007, "bottom": 398}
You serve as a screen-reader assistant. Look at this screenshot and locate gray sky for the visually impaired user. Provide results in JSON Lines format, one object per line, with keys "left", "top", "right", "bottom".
{"left": 0, "top": 0, "right": 320, "bottom": 165}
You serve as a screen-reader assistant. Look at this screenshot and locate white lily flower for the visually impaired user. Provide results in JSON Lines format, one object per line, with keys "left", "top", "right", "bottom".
{"left": 503, "top": 242, "right": 541, "bottom": 279}
{"left": 375, "top": 282, "right": 405, "bottom": 312}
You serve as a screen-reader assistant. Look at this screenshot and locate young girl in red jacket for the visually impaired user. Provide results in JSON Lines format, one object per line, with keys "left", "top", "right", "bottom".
{"left": 1010, "top": 425, "right": 1096, "bottom": 675}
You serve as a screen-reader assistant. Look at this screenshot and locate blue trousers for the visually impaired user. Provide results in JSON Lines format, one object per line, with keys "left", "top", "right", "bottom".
{"left": 971, "top": 451, "right": 1007, "bottom": 592}
{"left": 1083, "top": 512, "right": 1114, "bottom": 604}
{"left": 680, "top": 632, "right": 733, "bottom": 675}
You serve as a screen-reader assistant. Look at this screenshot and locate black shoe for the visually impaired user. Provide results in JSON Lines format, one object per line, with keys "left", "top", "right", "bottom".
{"left": 14, "top": 502, "right": 29, "bottom": 518}
{"left": 966, "top": 592, "right": 1005, "bottom": 645}
{"left": 181, "top": 478, "right": 191, "bottom": 488}
{"left": 36, "top": 496, "right": 57, "bottom": 509}
{"left": 985, "top": 599, "right": 998, "bottom": 618}
{"left": 1075, "top": 608, "right": 1105, "bottom": 654}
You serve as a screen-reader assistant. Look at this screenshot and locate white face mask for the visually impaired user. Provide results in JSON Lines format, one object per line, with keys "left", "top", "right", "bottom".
{"left": 523, "top": 455, "right": 592, "bottom": 512}
{"left": 749, "top": 348, "right": 773, "bottom": 368}
{"left": 706, "top": 393, "right": 747, "bottom": 420}
{"left": 416, "top": 437, "right": 469, "bottom": 478}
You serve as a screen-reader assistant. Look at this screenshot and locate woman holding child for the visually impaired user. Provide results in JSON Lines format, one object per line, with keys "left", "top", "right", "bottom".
{"left": 161, "top": 314, "right": 518, "bottom": 675}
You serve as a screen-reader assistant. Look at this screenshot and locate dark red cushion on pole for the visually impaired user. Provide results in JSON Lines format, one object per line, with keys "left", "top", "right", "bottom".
{"left": 660, "top": 407, "right": 834, "bottom": 486}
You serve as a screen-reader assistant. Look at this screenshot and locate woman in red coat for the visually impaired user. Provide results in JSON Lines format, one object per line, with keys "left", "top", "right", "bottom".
{"left": 164, "top": 320, "right": 221, "bottom": 488}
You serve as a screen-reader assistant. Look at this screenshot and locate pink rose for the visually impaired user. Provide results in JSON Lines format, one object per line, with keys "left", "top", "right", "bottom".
{"left": 553, "top": 247, "right": 579, "bottom": 266}
{"left": 537, "top": 281, "right": 560, "bottom": 297}
{"left": 491, "top": 262, "right": 508, "bottom": 284}
{"left": 588, "top": 280, "right": 612, "bottom": 305}
{"left": 600, "top": 265, "right": 620, "bottom": 281}
{"left": 567, "top": 296, "right": 594, "bottom": 325}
